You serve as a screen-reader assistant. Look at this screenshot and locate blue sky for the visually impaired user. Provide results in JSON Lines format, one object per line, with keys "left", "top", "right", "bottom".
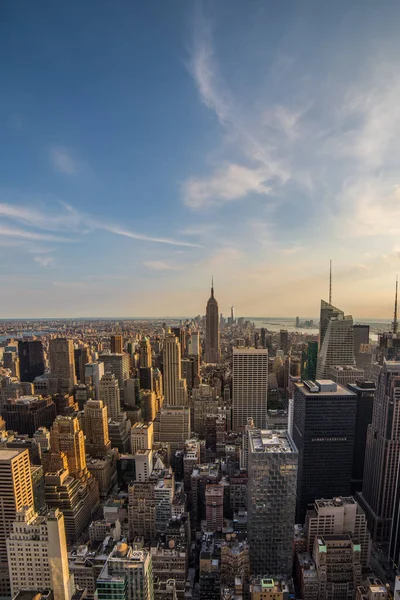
{"left": 1, "top": 0, "right": 400, "bottom": 318}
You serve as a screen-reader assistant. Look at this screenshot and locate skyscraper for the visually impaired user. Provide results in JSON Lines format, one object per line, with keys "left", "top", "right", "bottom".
{"left": 232, "top": 347, "right": 268, "bottom": 429}
{"left": 205, "top": 484, "right": 224, "bottom": 532}
{"left": 305, "top": 496, "right": 371, "bottom": 568}
{"left": 247, "top": 429, "right": 298, "bottom": 577}
{"left": 2, "top": 395, "right": 56, "bottom": 436}
{"left": 188, "top": 331, "right": 200, "bottom": 356}
{"left": 111, "top": 334, "right": 124, "bottom": 354}
{"left": 347, "top": 380, "right": 375, "bottom": 493}
{"left": 280, "top": 329, "right": 289, "bottom": 354}
{"left": 293, "top": 380, "right": 357, "bottom": 522}
{"left": 96, "top": 543, "right": 154, "bottom": 600}
{"left": 316, "top": 300, "right": 355, "bottom": 379}
{"left": 84, "top": 399, "right": 112, "bottom": 457}
{"left": 353, "top": 324, "right": 370, "bottom": 353}
{"left": 50, "top": 415, "right": 87, "bottom": 478}
{"left": 0, "top": 448, "right": 34, "bottom": 597}
{"left": 99, "top": 373, "right": 121, "bottom": 421}
{"left": 18, "top": 340, "right": 45, "bottom": 382}
{"left": 74, "top": 346, "right": 91, "bottom": 383}
{"left": 302, "top": 341, "right": 318, "bottom": 380}
{"left": 99, "top": 352, "right": 130, "bottom": 390}
{"left": 205, "top": 280, "right": 220, "bottom": 364}
{"left": 153, "top": 406, "right": 191, "bottom": 453}
{"left": 7, "top": 506, "right": 73, "bottom": 600}
{"left": 49, "top": 338, "right": 77, "bottom": 393}
{"left": 359, "top": 361, "right": 400, "bottom": 543}
{"left": 163, "top": 332, "right": 187, "bottom": 406}
{"left": 85, "top": 361, "right": 105, "bottom": 399}
{"left": 139, "top": 337, "right": 152, "bottom": 368}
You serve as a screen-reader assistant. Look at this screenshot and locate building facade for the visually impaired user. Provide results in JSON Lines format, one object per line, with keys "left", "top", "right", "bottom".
{"left": 293, "top": 380, "right": 357, "bottom": 522}
{"left": 360, "top": 362, "right": 400, "bottom": 543}
{"left": 0, "top": 448, "right": 34, "bottom": 598}
{"left": 316, "top": 301, "right": 355, "bottom": 379}
{"left": 7, "top": 506, "right": 72, "bottom": 600}
{"left": 18, "top": 340, "right": 45, "bottom": 383}
{"left": 232, "top": 348, "right": 268, "bottom": 430}
{"left": 247, "top": 429, "right": 298, "bottom": 577}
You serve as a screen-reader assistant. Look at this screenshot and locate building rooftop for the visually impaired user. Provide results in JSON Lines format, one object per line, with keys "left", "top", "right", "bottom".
{"left": 384, "top": 361, "right": 400, "bottom": 371}
{"left": 314, "top": 496, "right": 356, "bottom": 509}
{"left": 248, "top": 429, "right": 296, "bottom": 454}
{"left": 347, "top": 380, "right": 376, "bottom": 391}
{"left": 295, "top": 381, "right": 356, "bottom": 397}
{"left": 11, "top": 395, "right": 43, "bottom": 405}
{"left": 250, "top": 578, "right": 289, "bottom": 593}
{"left": 0, "top": 448, "right": 26, "bottom": 460}
{"left": 132, "top": 422, "right": 151, "bottom": 431}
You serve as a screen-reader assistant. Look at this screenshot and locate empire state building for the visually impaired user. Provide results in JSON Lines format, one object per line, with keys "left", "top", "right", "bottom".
{"left": 205, "top": 280, "right": 220, "bottom": 364}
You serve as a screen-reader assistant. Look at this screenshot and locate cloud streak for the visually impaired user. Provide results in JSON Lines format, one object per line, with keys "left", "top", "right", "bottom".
{"left": 0, "top": 201, "right": 201, "bottom": 248}
{"left": 0, "top": 224, "right": 73, "bottom": 243}
{"left": 99, "top": 223, "right": 202, "bottom": 247}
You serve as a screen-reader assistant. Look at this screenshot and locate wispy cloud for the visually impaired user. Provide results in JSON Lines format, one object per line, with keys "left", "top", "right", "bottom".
{"left": 99, "top": 223, "right": 202, "bottom": 248}
{"left": 33, "top": 254, "right": 55, "bottom": 267}
{"left": 0, "top": 200, "right": 200, "bottom": 249}
{"left": 185, "top": 9, "right": 289, "bottom": 210}
{"left": 183, "top": 163, "right": 271, "bottom": 209}
{"left": 0, "top": 201, "right": 81, "bottom": 231}
{"left": 50, "top": 146, "right": 79, "bottom": 175}
{"left": 144, "top": 260, "right": 183, "bottom": 271}
{"left": 0, "top": 224, "right": 73, "bottom": 243}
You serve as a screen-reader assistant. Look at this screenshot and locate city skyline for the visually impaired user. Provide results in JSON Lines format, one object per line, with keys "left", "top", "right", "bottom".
{"left": 2, "top": 1, "right": 400, "bottom": 318}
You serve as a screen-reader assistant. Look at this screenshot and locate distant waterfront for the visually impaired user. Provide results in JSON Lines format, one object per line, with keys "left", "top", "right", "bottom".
{"left": 248, "top": 317, "right": 392, "bottom": 340}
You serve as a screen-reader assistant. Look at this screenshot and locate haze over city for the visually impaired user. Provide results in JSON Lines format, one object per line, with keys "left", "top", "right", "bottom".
{"left": 1, "top": 0, "right": 400, "bottom": 318}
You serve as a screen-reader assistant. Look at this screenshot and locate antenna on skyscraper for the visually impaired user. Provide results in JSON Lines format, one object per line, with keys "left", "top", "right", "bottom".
{"left": 329, "top": 260, "right": 332, "bottom": 305}
{"left": 211, "top": 275, "right": 214, "bottom": 298}
{"left": 393, "top": 276, "right": 398, "bottom": 335}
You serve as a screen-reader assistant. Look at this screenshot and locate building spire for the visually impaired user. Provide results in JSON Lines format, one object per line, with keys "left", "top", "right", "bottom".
{"left": 211, "top": 276, "right": 214, "bottom": 298}
{"left": 393, "top": 276, "right": 398, "bottom": 335}
{"left": 329, "top": 259, "right": 332, "bottom": 305}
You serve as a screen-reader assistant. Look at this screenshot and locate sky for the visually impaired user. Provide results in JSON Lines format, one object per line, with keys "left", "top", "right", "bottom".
{"left": 1, "top": 0, "right": 400, "bottom": 319}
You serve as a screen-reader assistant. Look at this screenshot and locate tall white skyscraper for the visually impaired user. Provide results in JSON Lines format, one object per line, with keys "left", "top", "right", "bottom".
{"left": 163, "top": 332, "right": 187, "bottom": 406}
{"left": 232, "top": 347, "right": 268, "bottom": 429}
{"left": 99, "top": 373, "right": 121, "bottom": 421}
{"left": 316, "top": 300, "right": 355, "bottom": 379}
{"left": 7, "top": 506, "right": 73, "bottom": 600}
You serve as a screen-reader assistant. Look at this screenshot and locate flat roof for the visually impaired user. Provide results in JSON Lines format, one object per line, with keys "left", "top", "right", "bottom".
{"left": 0, "top": 448, "right": 26, "bottom": 460}
{"left": 249, "top": 429, "right": 296, "bottom": 454}
{"left": 295, "top": 382, "right": 356, "bottom": 397}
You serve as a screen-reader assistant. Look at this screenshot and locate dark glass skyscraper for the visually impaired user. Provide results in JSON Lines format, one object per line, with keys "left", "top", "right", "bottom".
{"left": 347, "top": 380, "right": 375, "bottom": 493}
{"left": 2, "top": 396, "right": 56, "bottom": 437}
{"left": 18, "top": 340, "right": 45, "bottom": 383}
{"left": 359, "top": 362, "right": 400, "bottom": 542}
{"left": 293, "top": 380, "right": 357, "bottom": 522}
{"left": 205, "top": 281, "right": 220, "bottom": 364}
